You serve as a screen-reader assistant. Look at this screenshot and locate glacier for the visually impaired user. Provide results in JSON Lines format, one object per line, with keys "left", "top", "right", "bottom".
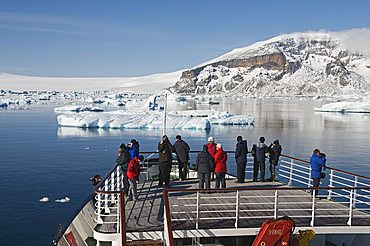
{"left": 56, "top": 109, "right": 254, "bottom": 130}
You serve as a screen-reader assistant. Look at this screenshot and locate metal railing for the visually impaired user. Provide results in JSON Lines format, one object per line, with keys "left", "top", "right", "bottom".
{"left": 278, "top": 154, "right": 370, "bottom": 205}
{"left": 163, "top": 186, "right": 370, "bottom": 242}
{"left": 93, "top": 163, "right": 126, "bottom": 246}
{"left": 90, "top": 150, "right": 370, "bottom": 246}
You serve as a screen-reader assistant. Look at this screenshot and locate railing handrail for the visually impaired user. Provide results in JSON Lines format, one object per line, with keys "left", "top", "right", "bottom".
{"left": 94, "top": 151, "right": 370, "bottom": 193}
{"left": 280, "top": 153, "right": 370, "bottom": 181}
{"left": 163, "top": 190, "right": 175, "bottom": 246}
{"left": 165, "top": 186, "right": 370, "bottom": 193}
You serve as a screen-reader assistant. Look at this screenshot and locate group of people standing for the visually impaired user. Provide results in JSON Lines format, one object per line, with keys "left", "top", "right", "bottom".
{"left": 115, "top": 135, "right": 284, "bottom": 199}
{"left": 115, "top": 134, "right": 329, "bottom": 203}
{"left": 116, "top": 139, "right": 143, "bottom": 201}
{"left": 196, "top": 136, "right": 282, "bottom": 189}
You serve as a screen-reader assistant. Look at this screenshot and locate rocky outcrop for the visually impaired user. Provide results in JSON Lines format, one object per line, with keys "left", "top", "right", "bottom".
{"left": 169, "top": 33, "right": 370, "bottom": 97}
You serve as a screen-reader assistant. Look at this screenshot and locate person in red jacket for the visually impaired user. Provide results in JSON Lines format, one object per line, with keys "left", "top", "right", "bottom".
{"left": 207, "top": 137, "right": 217, "bottom": 181}
{"left": 127, "top": 155, "right": 144, "bottom": 201}
{"left": 214, "top": 143, "right": 228, "bottom": 188}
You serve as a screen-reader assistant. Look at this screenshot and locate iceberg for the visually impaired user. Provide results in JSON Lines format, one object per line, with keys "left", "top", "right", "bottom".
{"left": 54, "top": 105, "right": 104, "bottom": 113}
{"left": 55, "top": 197, "right": 70, "bottom": 203}
{"left": 39, "top": 197, "right": 49, "bottom": 203}
{"left": 56, "top": 109, "right": 254, "bottom": 130}
{"left": 314, "top": 94, "right": 370, "bottom": 113}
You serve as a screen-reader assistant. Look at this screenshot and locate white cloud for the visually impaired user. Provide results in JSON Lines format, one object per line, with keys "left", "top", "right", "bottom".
{"left": 333, "top": 28, "right": 370, "bottom": 56}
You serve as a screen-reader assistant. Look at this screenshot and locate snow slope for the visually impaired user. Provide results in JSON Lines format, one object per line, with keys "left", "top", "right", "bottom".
{"left": 0, "top": 71, "right": 182, "bottom": 93}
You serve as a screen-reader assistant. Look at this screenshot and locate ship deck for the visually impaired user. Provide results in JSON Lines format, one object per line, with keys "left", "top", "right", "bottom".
{"left": 96, "top": 178, "right": 370, "bottom": 235}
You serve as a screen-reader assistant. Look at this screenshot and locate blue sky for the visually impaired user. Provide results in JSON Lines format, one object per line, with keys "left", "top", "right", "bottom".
{"left": 0, "top": 0, "right": 369, "bottom": 77}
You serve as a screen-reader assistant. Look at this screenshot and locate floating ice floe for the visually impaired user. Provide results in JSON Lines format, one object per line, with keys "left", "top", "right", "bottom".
{"left": 57, "top": 109, "right": 254, "bottom": 130}
{"left": 39, "top": 197, "right": 49, "bottom": 203}
{"left": 314, "top": 94, "right": 370, "bottom": 113}
{"left": 55, "top": 197, "right": 71, "bottom": 203}
{"left": 54, "top": 105, "right": 104, "bottom": 113}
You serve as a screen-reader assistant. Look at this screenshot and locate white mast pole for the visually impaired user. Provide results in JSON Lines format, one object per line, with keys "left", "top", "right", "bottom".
{"left": 163, "top": 93, "right": 168, "bottom": 136}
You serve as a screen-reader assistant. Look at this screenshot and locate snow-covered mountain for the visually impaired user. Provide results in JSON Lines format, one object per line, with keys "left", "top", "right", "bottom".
{"left": 170, "top": 32, "right": 370, "bottom": 97}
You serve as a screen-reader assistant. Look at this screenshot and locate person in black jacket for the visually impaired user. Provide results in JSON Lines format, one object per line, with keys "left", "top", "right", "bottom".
{"left": 267, "top": 140, "right": 282, "bottom": 182}
{"left": 251, "top": 144, "right": 258, "bottom": 182}
{"left": 158, "top": 135, "right": 175, "bottom": 187}
{"left": 235, "top": 136, "right": 248, "bottom": 183}
{"left": 196, "top": 145, "right": 215, "bottom": 189}
{"left": 173, "top": 135, "right": 191, "bottom": 181}
{"left": 116, "top": 145, "right": 131, "bottom": 194}
{"left": 255, "top": 137, "right": 268, "bottom": 182}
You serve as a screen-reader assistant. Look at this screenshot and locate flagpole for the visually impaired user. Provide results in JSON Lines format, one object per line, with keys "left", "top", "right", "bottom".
{"left": 163, "top": 93, "right": 167, "bottom": 136}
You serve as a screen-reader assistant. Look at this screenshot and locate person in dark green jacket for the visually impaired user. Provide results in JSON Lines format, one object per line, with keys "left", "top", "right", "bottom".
{"left": 158, "top": 135, "right": 175, "bottom": 187}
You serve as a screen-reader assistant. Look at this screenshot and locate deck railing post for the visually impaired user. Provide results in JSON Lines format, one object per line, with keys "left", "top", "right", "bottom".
{"left": 111, "top": 172, "right": 115, "bottom": 203}
{"left": 104, "top": 180, "right": 110, "bottom": 214}
{"left": 97, "top": 189, "right": 102, "bottom": 224}
{"left": 353, "top": 176, "right": 358, "bottom": 208}
{"left": 196, "top": 191, "right": 200, "bottom": 230}
{"left": 288, "top": 159, "right": 294, "bottom": 186}
{"left": 347, "top": 189, "right": 354, "bottom": 226}
{"left": 327, "top": 169, "right": 334, "bottom": 200}
{"left": 274, "top": 190, "right": 278, "bottom": 219}
{"left": 235, "top": 191, "right": 239, "bottom": 228}
{"left": 310, "top": 190, "right": 316, "bottom": 227}
{"left": 119, "top": 191, "right": 126, "bottom": 246}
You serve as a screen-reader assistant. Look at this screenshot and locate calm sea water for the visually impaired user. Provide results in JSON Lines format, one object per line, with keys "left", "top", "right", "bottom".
{"left": 1, "top": 98, "right": 370, "bottom": 245}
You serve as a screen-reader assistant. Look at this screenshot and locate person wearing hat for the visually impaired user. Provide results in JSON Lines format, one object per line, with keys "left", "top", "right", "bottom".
{"left": 235, "top": 136, "right": 248, "bottom": 183}
{"left": 196, "top": 145, "right": 215, "bottom": 189}
{"left": 128, "top": 139, "right": 140, "bottom": 159}
{"left": 127, "top": 155, "right": 144, "bottom": 201}
{"left": 255, "top": 137, "right": 268, "bottom": 182}
{"left": 206, "top": 137, "right": 217, "bottom": 180}
{"left": 158, "top": 135, "right": 175, "bottom": 187}
{"left": 267, "top": 140, "right": 282, "bottom": 182}
{"left": 214, "top": 143, "right": 228, "bottom": 188}
{"left": 173, "top": 135, "right": 191, "bottom": 181}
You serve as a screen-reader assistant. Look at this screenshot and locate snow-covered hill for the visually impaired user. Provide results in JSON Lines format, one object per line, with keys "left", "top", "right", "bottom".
{"left": 170, "top": 31, "right": 370, "bottom": 97}
{"left": 0, "top": 71, "right": 182, "bottom": 93}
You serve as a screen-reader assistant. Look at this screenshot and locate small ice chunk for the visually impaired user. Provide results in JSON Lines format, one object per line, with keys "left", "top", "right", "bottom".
{"left": 39, "top": 197, "right": 49, "bottom": 203}
{"left": 55, "top": 197, "right": 71, "bottom": 203}
{"left": 84, "top": 147, "right": 90, "bottom": 150}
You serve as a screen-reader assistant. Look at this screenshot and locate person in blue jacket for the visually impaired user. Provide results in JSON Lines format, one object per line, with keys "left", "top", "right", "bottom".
{"left": 310, "top": 149, "right": 326, "bottom": 197}
{"left": 128, "top": 139, "right": 140, "bottom": 159}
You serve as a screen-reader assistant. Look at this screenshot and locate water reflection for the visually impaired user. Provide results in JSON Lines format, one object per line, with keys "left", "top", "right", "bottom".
{"left": 56, "top": 98, "right": 370, "bottom": 171}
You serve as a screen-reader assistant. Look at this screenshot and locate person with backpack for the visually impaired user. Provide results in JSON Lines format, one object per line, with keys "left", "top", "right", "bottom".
{"left": 214, "top": 143, "right": 228, "bottom": 188}
{"left": 267, "top": 140, "right": 282, "bottom": 182}
{"left": 196, "top": 145, "right": 215, "bottom": 189}
{"left": 310, "top": 149, "right": 326, "bottom": 197}
{"left": 255, "top": 137, "right": 268, "bottom": 182}
{"left": 127, "top": 155, "right": 144, "bottom": 201}
{"left": 173, "top": 135, "right": 191, "bottom": 181}
{"left": 235, "top": 136, "right": 248, "bottom": 183}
